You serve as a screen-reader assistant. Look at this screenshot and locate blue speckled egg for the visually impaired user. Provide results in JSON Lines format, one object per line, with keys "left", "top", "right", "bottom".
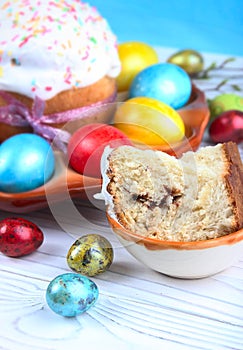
{"left": 46, "top": 273, "right": 99, "bottom": 317}
{"left": 129, "top": 63, "right": 192, "bottom": 109}
{"left": 0, "top": 133, "right": 55, "bottom": 193}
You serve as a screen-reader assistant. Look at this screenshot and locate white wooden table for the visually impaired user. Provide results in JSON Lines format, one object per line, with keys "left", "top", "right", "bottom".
{"left": 0, "top": 48, "right": 243, "bottom": 350}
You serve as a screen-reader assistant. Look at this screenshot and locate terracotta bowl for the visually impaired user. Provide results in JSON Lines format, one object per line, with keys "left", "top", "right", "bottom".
{"left": 107, "top": 215, "right": 243, "bottom": 279}
{"left": 0, "top": 84, "right": 209, "bottom": 213}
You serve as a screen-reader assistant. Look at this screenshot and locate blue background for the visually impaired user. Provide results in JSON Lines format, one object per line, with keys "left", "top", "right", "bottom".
{"left": 90, "top": 0, "right": 243, "bottom": 56}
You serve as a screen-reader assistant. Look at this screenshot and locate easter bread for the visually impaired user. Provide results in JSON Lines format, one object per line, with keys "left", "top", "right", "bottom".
{"left": 0, "top": 0, "right": 120, "bottom": 142}
{"left": 100, "top": 142, "right": 243, "bottom": 242}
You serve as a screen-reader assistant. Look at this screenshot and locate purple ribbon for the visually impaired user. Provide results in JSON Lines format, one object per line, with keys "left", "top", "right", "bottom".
{"left": 0, "top": 90, "right": 117, "bottom": 152}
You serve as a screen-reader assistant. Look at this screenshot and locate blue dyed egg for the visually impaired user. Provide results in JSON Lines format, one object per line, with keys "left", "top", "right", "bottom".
{"left": 0, "top": 133, "right": 55, "bottom": 193}
{"left": 46, "top": 273, "right": 99, "bottom": 317}
{"left": 129, "top": 63, "right": 192, "bottom": 109}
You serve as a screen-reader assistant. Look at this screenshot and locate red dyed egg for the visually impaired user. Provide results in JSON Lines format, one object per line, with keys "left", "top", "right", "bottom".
{"left": 67, "top": 123, "right": 132, "bottom": 178}
{"left": 0, "top": 217, "right": 44, "bottom": 257}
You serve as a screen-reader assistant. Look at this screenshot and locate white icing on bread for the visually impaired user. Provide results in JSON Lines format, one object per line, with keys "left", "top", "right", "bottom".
{"left": 0, "top": 0, "right": 121, "bottom": 100}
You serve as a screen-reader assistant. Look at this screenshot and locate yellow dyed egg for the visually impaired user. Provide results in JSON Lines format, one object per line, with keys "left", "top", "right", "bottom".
{"left": 114, "top": 97, "right": 185, "bottom": 145}
{"left": 167, "top": 49, "right": 204, "bottom": 75}
{"left": 116, "top": 42, "right": 159, "bottom": 92}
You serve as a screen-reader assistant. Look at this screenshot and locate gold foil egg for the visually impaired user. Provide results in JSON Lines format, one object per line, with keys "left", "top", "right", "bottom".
{"left": 167, "top": 49, "right": 204, "bottom": 75}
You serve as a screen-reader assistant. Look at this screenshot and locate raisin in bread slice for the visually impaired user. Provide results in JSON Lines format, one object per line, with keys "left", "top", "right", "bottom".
{"left": 100, "top": 142, "right": 243, "bottom": 242}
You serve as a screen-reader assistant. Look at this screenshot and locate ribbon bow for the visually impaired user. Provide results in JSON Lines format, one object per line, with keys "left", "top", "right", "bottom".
{"left": 0, "top": 90, "right": 117, "bottom": 152}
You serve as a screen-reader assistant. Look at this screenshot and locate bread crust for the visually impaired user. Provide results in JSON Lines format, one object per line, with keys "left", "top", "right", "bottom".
{"left": 0, "top": 76, "right": 116, "bottom": 142}
{"left": 223, "top": 142, "right": 243, "bottom": 229}
{"left": 0, "top": 76, "right": 116, "bottom": 114}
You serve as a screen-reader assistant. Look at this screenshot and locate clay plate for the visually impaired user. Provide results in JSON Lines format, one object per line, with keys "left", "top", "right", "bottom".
{"left": 0, "top": 84, "right": 209, "bottom": 213}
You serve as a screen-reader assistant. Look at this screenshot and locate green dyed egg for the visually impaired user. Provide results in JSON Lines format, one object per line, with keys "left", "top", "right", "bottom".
{"left": 209, "top": 93, "right": 243, "bottom": 120}
{"left": 67, "top": 234, "right": 113, "bottom": 277}
{"left": 167, "top": 49, "right": 204, "bottom": 75}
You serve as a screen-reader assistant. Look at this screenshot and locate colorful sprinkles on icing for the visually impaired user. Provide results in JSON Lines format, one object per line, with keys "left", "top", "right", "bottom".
{"left": 0, "top": 0, "right": 121, "bottom": 100}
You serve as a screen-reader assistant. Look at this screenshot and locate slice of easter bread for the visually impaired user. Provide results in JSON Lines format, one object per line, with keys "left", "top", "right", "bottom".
{"left": 100, "top": 142, "right": 243, "bottom": 242}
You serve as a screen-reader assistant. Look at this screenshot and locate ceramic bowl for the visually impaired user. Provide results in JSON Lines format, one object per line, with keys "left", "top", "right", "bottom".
{"left": 107, "top": 215, "right": 243, "bottom": 279}
{"left": 0, "top": 84, "right": 209, "bottom": 213}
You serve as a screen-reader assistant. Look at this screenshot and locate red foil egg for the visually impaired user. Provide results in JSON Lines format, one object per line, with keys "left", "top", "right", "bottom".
{"left": 209, "top": 110, "right": 243, "bottom": 144}
{"left": 0, "top": 217, "right": 44, "bottom": 257}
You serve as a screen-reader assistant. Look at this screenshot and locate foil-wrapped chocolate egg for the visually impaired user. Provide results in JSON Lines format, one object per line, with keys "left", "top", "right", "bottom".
{"left": 67, "top": 234, "right": 114, "bottom": 277}
{"left": 46, "top": 273, "right": 99, "bottom": 317}
{"left": 209, "top": 110, "right": 243, "bottom": 144}
{"left": 167, "top": 49, "right": 204, "bottom": 75}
